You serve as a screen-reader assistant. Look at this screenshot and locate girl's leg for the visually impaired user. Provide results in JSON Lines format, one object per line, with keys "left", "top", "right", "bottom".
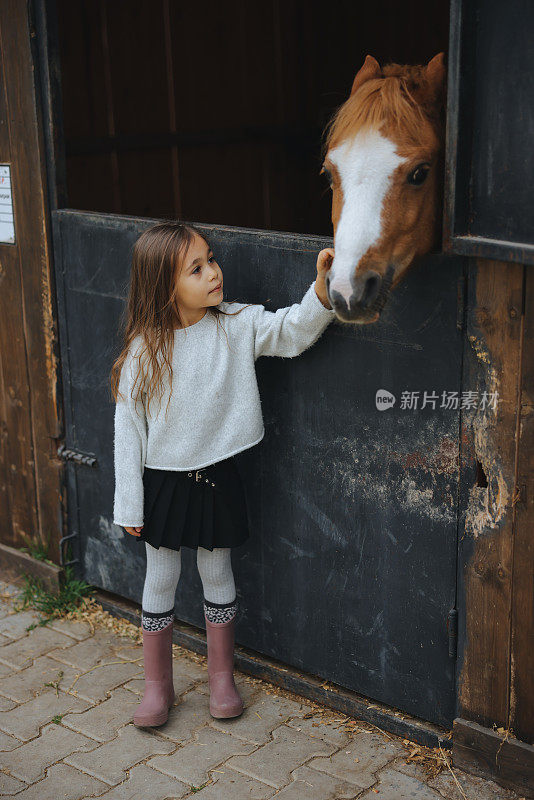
{"left": 142, "top": 543, "right": 181, "bottom": 630}
{"left": 196, "top": 547, "right": 243, "bottom": 719}
{"left": 196, "top": 546, "right": 237, "bottom": 622}
{"left": 134, "top": 543, "right": 180, "bottom": 727}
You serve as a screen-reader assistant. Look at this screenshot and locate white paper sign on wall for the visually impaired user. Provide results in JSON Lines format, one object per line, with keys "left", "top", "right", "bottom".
{"left": 0, "top": 164, "right": 15, "bottom": 244}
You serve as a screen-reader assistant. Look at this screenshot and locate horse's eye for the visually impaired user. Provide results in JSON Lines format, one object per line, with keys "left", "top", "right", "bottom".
{"left": 321, "top": 167, "right": 333, "bottom": 187}
{"left": 407, "top": 163, "right": 430, "bottom": 185}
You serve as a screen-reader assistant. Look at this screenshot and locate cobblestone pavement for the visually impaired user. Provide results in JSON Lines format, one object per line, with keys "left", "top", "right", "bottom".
{"left": 0, "top": 580, "right": 525, "bottom": 800}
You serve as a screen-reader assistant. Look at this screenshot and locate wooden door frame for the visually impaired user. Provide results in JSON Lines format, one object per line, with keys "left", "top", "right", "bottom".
{"left": 0, "top": 0, "right": 64, "bottom": 566}
{"left": 444, "top": 0, "right": 534, "bottom": 794}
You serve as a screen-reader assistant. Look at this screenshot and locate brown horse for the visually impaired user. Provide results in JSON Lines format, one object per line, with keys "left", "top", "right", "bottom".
{"left": 321, "top": 53, "right": 446, "bottom": 324}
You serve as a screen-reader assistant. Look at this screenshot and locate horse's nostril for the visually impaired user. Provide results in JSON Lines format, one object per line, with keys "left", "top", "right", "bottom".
{"left": 360, "top": 273, "right": 381, "bottom": 309}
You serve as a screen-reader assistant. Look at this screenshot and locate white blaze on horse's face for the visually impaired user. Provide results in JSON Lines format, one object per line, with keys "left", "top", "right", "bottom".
{"left": 328, "top": 129, "right": 408, "bottom": 306}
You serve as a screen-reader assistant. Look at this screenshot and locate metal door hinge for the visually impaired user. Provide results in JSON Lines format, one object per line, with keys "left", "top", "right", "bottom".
{"left": 57, "top": 444, "right": 98, "bottom": 467}
{"left": 447, "top": 607, "right": 458, "bottom": 659}
{"left": 59, "top": 533, "right": 79, "bottom": 568}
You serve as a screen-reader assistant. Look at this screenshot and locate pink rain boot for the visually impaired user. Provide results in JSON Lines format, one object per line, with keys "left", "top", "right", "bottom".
{"left": 133, "top": 620, "right": 175, "bottom": 727}
{"left": 204, "top": 613, "right": 244, "bottom": 718}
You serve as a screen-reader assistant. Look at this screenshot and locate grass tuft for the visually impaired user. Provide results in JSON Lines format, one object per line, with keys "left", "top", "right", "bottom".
{"left": 15, "top": 566, "right": 95, "bottom": 630}
{"left": 18, "top": 533, "right": 55, "bottom": 566}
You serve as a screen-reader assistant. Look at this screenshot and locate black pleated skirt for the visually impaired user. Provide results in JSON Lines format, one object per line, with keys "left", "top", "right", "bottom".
{"left": 136, "top": 454, "right": 250, "bottom": 552}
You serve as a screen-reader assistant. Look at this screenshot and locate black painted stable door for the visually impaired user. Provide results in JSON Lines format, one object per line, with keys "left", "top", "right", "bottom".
{"left": 54, "top": 211, "right": 462, "bottom": 727}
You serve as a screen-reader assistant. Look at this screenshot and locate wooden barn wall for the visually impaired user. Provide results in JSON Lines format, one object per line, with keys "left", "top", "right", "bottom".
{"left": 444, "top": 0, "right": 534, "bottom": 774}
{"left": 0, "top": 0, "right": 531, "bottom": 787}
{"left": 455, "top": 258, "right": 534, "bottom": 758}
{"left": 54, "top": 0, "right": 449, "bottom": 236}
{"left": 0, "top": 0, "right": 62, "bottom": 558}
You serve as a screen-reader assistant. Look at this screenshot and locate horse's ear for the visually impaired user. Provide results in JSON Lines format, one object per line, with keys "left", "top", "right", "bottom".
{"left": 350, "top": 55, "right": 382, "bottom": 96}
{"left": 424, "top": 52, "right": 446, "bottom": 98}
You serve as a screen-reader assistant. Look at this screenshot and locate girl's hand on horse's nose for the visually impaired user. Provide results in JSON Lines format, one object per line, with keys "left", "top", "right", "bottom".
{"left": 315, "top": 248, "right": 335, "bottom": 309}
{"left": 123, "top": 525, "right": 143, "bottom": 537}
{"left": 317, "top": 247, "right": 335, "bottom": 276}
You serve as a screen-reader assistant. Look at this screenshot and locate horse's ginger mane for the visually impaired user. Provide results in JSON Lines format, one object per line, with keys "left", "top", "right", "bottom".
{"left": 322, "top": 62, "right": 444, "bottom": 157}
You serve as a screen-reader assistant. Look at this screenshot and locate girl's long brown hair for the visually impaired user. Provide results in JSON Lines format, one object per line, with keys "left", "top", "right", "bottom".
{"left": 110, "top": 222, "right": 250, "bottom": 418}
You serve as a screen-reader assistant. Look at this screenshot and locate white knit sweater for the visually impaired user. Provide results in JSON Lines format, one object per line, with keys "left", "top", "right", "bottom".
{"left": 113, "top": 280, "right": 336, "bottom": 527}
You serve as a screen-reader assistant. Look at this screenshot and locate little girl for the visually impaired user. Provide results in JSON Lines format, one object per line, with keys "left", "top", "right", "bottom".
{"left": 111, "top": 221, "right": 336, "bottom": 727}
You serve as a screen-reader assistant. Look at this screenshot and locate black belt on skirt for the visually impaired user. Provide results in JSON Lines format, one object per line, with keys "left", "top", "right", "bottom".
{"left": 187, "top": 468, "right": 216, "bottom": 486}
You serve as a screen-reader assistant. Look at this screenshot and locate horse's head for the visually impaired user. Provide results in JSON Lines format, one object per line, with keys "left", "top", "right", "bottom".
{"left": 321, "top": 53, "right": 446, "bottom": 324}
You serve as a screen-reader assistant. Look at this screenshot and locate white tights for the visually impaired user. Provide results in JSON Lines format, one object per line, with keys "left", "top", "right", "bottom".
{"left": 142, "top": 542, "right": 236, "bottom": 614}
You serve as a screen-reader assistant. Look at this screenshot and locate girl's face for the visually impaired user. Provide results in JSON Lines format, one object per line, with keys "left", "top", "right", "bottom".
{"left": 175, "top": 234, "right": 223, "bottom": 313}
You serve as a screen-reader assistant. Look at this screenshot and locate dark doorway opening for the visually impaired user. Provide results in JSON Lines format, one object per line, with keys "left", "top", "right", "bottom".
{"left": 55, "top": 0, "right": 450, "bottom": 235}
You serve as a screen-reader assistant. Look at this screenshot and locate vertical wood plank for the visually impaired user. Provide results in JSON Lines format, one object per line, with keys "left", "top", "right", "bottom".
{"left": 98, "top": 0, "right": 121, "bottom": 213}
{"left": 162, "top": 0, "right": 182, "bottom": 219}
{"left": 510, "top": 267, "right": 534, "bottom": 744}
{"left": 0, "top": 0, "right": 63, "bottom": 557}
{"left": 457, "top": 259, "right": 523, "bottom": 728}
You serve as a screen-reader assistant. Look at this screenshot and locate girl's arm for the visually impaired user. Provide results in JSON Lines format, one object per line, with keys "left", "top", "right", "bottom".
{"left": 112, "top": 350, "right": 148, "bottom": 530}
{"left": 252, "top": 248, "right": 337, "bottom": 360}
